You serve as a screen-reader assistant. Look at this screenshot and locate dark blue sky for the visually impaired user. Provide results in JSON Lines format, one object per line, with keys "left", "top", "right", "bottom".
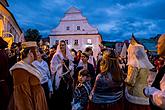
{"left": 8, "top": 0, "right": 165, "bottom": 41}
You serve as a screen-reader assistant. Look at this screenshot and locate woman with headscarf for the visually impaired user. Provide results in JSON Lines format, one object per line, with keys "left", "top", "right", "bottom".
{"left": 87, "top": 49, "right": 124, "bottom": 110}
{"left": 50, "top": 40, "right": 74, "bottom": 110}
{"left": 8, "top": 41, "right": 48, "bottom": 110}
{"left": 124, "top": 43, "right": 154, "bottom": 110}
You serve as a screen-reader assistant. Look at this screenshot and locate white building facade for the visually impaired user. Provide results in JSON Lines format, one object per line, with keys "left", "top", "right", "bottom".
{"left": 49, "top": 7, "right": 102, "bottom": 58}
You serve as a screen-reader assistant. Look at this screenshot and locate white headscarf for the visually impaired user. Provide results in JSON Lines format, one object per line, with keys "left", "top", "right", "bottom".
{"left": 50, "top": 41, "right": 74, "bottom": 89}
{"left": 55, "top": 42, "right": 74, "bottom": 61}
{"left": 127, "top": 44, "right": 154, "bottom": 69}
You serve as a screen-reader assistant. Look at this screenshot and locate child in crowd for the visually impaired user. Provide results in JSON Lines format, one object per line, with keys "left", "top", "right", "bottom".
{"left": 72, "top": 69, "right": 92, "bottom": 110}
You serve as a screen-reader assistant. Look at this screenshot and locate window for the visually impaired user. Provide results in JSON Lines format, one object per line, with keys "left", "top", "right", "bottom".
{"left": 55, "top": 40, "right": 59, "bottom": 45}
{"left": 74, "top": 40, "right": 79, "bottom": 45}
{"left": 87, "top": 39, "right": 92, "bottom": 45}
{"left": 65, "top": 40, "right": 68, "bottom": 45}
{"left": 7, "top": 23, "right": 12, "bottom": 32}
{"left": 77, "top": 26, "right": 80, "bottom": 30}
{"left": 66, "top": 26, "right": 70, "bottom": 30}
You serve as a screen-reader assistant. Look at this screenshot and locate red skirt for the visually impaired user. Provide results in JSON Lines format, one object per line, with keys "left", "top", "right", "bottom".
{"left": 87, "top": 98, "right": 124, "bottom": 110}
{"left": 124, "top": 99, "right": 151, "bottom": 110}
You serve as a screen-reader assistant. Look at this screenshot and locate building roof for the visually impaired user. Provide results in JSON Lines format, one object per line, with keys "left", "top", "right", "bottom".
{"left": 0, "top": 0, "right": 9, "bottom": 7}
{"left": 50, "top": 6, "right": 99, "bottom": 35}
{"left": 62, "top": 6, "right": 86, "bottom": 21}
{"left": 65, "top": 6, "right": 81, "bottom": 14}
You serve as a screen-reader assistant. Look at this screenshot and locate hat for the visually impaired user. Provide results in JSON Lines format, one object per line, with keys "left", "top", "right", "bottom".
{"left": 22, "top": 41, "right": 37, "bottom": 49}
{"left": 0, "top": 37, "right": 8, "bottom": 49}
{"left": 130, "top": 33, "right": 140, "bottom": 45}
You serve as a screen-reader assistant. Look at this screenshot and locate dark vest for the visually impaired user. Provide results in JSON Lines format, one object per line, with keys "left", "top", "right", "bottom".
{"left": 150, "top": 65, "right": 165, "bottom": 110}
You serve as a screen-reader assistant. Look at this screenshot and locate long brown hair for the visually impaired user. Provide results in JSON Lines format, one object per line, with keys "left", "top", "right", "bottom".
{"left": 100, "top": 49, "right": 122, "bottom": 82}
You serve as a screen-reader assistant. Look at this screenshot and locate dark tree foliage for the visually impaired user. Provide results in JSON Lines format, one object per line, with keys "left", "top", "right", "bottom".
{"left": 24, "top": 28, "right": 42, "bottom": 42}
{"left": 150, "top": 34, "right": 161, "bottom": 41}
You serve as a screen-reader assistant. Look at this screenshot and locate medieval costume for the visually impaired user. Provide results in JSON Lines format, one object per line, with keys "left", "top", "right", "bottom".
{"left": 125, "top": 43, "right": 154, "bottom": 110}
{"left": 32, "top": 58, "right": 53, "bottom": 108}
{"left": 88, "top": 50, "right": 124, "bottom": 110}
{"left": 8, "top": 42, "right": 48, "bottom": 110}
{"left": 50, "top": 41, "right": 74, "bottom": 110}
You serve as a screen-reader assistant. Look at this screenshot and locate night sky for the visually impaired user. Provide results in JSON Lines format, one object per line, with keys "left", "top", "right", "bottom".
{"left": 7, "top": 0, "right": 165, "bottom": 41}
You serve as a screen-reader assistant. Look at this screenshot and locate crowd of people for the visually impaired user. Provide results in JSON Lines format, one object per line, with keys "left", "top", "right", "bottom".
{"left": 0, "top": 34, "right": 164, "bottom": 110}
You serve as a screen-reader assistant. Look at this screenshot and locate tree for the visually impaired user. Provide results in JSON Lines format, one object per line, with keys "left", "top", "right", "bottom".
{"left": 150, "top": 34, "right": 161, "bottom": 41}
{"left": 24, "top": 28, "right": 42, "bottom": 42}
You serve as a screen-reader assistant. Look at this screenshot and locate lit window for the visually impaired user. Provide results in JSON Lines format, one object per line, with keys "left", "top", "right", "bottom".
{"left": 87, "top": 39, "right": 92, "bottom": 45}
{"left": 77, "top": 26, "right": 80, "bottom": 30}
{"left": 74, "top": 40, "right": 79, "bottom": 45}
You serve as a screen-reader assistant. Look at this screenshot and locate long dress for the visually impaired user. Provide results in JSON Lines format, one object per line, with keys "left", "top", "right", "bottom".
{"left": 32, "top": 60, "right": 53, "bottom": 108}
{"left": 125, "top": 43, "right": 153, "bottom": 110}
{"left": 50, "top": 43, "right": 74, "bottom": 110}
{"left": 8, "top": 61, "right": 48, "bottom": 110}
{"left": 53, "top": 59, "right": 73, "bottom": 110}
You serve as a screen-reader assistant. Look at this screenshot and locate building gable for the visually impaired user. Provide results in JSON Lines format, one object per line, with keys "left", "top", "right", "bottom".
{"left": 50, "top": 7, "right": 98, "bottom": 35}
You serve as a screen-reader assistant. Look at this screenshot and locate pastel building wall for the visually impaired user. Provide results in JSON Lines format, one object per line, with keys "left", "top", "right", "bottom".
{"left": 49, "top": 7, "right": 102, "bottom": 58}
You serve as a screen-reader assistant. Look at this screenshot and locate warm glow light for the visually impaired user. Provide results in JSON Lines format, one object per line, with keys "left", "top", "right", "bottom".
{"left": 0, "top": 19, "right": 4, "bottom": 37}
{"left": 87, "top": 39, "right": 92, "bottom": 44}
{"left": 3, "top": 37, "right": 13, "bottom": 48}
{"left": 3, "top": 32, "right": 14, "bottom": 48}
